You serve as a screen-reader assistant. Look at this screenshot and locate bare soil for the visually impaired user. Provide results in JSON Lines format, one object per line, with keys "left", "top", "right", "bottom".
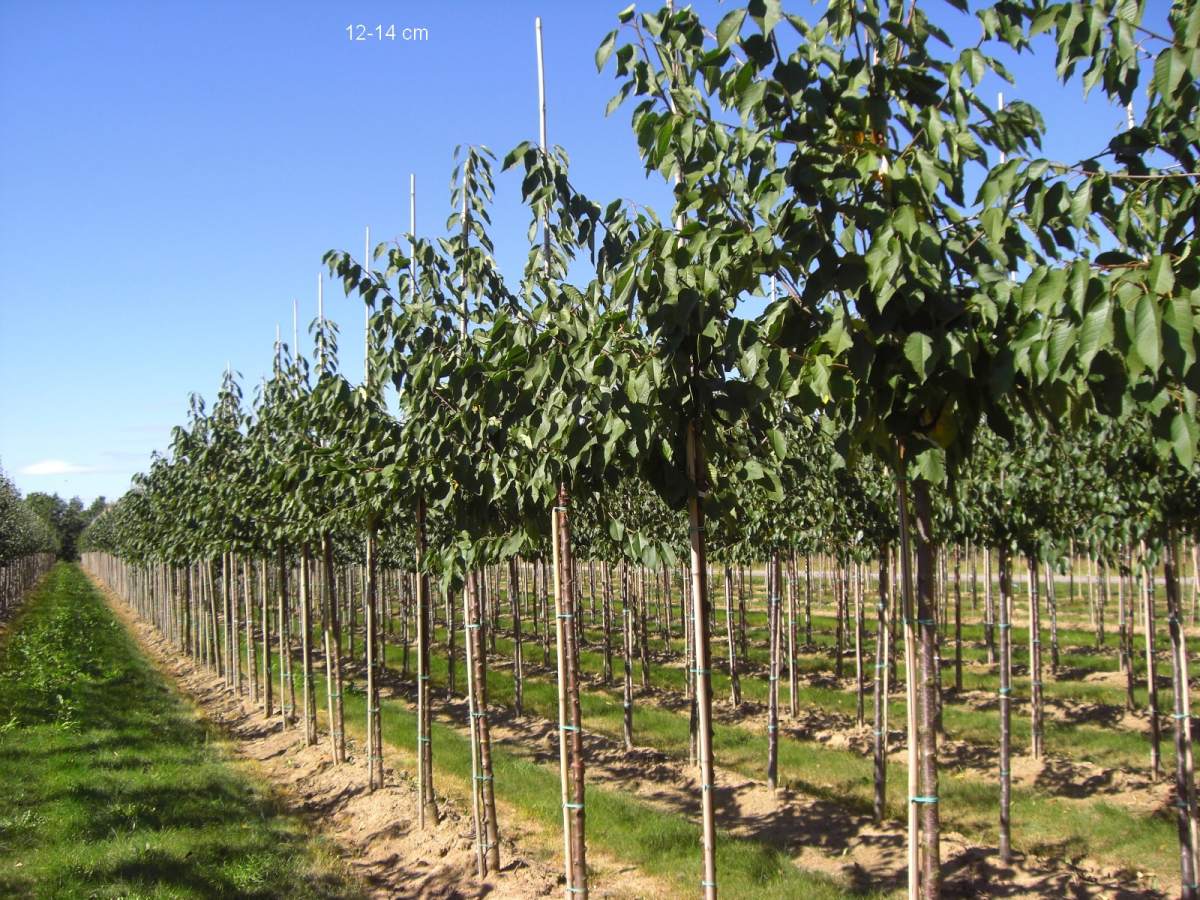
{"left": 99, "top": 582, "right": 562, "bottom": 900}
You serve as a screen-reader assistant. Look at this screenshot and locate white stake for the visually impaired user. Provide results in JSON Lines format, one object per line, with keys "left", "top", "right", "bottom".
{"left": 410, "top": 174, "right": 417, "bottom": 304}
{"left": 317, "top": 272, "right": 325, "bottom": 373}
{"left": 536, "top": 17, "right": 551, "bottom": 273}
{"left": 998, "top": 93, "right": 1005, "bottom": 164}
{"left": 364, "top": 225, "right": 371, "bottom": 386}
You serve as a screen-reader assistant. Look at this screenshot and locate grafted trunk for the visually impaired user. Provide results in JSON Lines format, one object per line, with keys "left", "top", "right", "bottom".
{"left": 1143, "top": 546, "right": 1162, "bottom": 780}
{"left": 953, "top": 547, "right": 962, "bottom": 693}
{"left": 724, "top": 564, "right": 741, "bottom": 707}
{"left": 322, "top": 534, "right": 346, "bottom": 764}
{"left": 601, "top": 560, "right": 613, "bottom": 684}
{"left": 552, "top": 487, "right": 587, "bottom": 898}
{"left": 1164, "top": 528, "right": 1198, "bottom": 899}
{"left": 622, "top": 562, "right": 634, "bottom": 750}
{"left": 260, "top": 558, "right": 272, "bottom": 717}
{"left": 299, "top": 543, "right": 317, "bottom": 746}
{"left": 872, "top": 548, "right": 890, "bottom": 824}
{"left": 1027, "top": 555, "right": 1044, "bottom": 760}
{"left": 365, "top": 530, "right": 383, "bottom": 790}
{"left": 415, "top": 498, "right": 438, "bottom": 826}
{"left": 465, "top": 570, "right": 500, "bottom": 874}
{"left": 912, "top": 479, "right": 942, "bottom": 899}
{"left": 686, "top": 419, "right": 718, "bottom": 900}
{"left": 767, "top": 550, "right": 781, "bottom": 792}
{"left": 508, "top": 556, "right": 524, "bottom": 716}
{"left": 998, "top": 545, "right": 1013, "bottom": 863}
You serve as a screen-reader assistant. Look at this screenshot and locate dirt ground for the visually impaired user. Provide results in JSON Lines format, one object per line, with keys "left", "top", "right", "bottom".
{"left": 100, "top": 584, "right": 563, "bottom": 899}
{"left": 98, "top": 572, "right": 1172, "bottom": 899}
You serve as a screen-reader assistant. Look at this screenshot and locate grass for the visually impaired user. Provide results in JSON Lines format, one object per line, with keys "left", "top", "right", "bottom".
{"left": 0, "top": 564, "right": 361, "bottom": 899}
{"left": 361, "top": 605, "right": 1182, "bottom": 885}
{"left": 278, "top": 646, "right": 867, "bottom": 898}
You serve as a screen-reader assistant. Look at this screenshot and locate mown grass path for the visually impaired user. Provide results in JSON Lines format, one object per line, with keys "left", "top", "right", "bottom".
{"left": 0, "top": 564, "right": 360, "bottom": 899}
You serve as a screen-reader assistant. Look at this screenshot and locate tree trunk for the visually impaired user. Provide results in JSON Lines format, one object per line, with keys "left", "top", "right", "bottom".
{"left": 260, "top": 558, "right": 272, "bottom": 717}
{"left": 1164, "top": 527, "right": 1199, "bottom": 899}
{"left": 998, "top": 545, "right": 1013, "bottom": 863}
{"left": 300, "top": 544, "right": 317, "bottom": 746}
{"left": 508, "top": 556, "right": 524, "bottom": 716}
{"left": 687, "top": 421, "right": 717, "bottom": 900}
{"left": 1027, "top": 556, "right": 1044, "bottom": 760}
{"left": 553, "top": 487, "right": 587, "bottom": 897}
{"left": 724, "top": 564, "right": 740, "bottom": 707}
{"left": 415, "top": 498, "right": 438, "bottom": 826}
{"left": 896, "top": 465, "right": 922, "bottom": 899}
{"left": 322, "top": 534, "right": 346, "bottom": 764}
{"left": 1144, "top": 546, "right": 1162, "bottom": 780}
{"left": 365, "top": 530, "right": 383, "bottom": 790}
{"left": 767, "top": 550, "right": 781, "bottom": 792}
{"left": 872, "top": 548, "right": 890, "bottom": 824}
{"left": 466, "top": 570, "right": 500, "bottom": 874}
{"left": 912, "top": 479, "right": 942, "bottom": 899}
{"left": 953, "top": 547, "right": 963, "bottom": 693}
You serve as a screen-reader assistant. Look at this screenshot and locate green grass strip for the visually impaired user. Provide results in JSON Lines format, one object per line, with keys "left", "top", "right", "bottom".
{"left": 0, "top": 564, "right": 359, "bottom": 899}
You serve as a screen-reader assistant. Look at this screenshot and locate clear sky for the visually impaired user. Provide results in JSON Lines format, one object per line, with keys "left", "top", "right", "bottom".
{"left": 0, "top": 1, "right": 1151, "bottom": 503}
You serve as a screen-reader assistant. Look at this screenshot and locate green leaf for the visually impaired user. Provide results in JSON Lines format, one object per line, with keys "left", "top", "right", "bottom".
{"left": 903, "top": 332, "right": 934, "bottom": 380}
{"left": 595, "top": 30, "right": 618, "bottom": 71}
{"left": 1148, "top": 254, "right": 1175, "bottom": 295}
{"left": 768, "top": 428, "right": 787, "bottom": 460}
{"left": 961, "top": 48, "right": 985, "bottom": 85}
{"left": 912, "top": 447, "right": 946, "bottom": 484}
{"left": 716, "top": 9, "right": 747, "bottom": 50}
{"left": 981, "top": 207, "right": 1005, "bottom": 244}
{"left": 1133, "top": 291, "right": 1162, "bottom": 372}
{"left": 1170, "top": 410, "right": 1196, "bottom": 468}
{"left": 1153, "top": 47, "right": 1189, "bottom": 98}
{"left": 748, "top": 0, "right": 782, "bottom": 36}
{"left": 1078, "top": 297, "right": 1112, "bottom": 369}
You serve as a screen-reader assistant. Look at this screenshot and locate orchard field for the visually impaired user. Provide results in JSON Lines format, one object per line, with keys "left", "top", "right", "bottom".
{"left": 3, "top": 1, "right": 1200, "bottom": 898}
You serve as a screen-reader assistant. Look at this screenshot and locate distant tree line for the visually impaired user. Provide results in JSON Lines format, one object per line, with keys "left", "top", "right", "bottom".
{"left": 24, "top": 492, "right": 107, "bottom": 560}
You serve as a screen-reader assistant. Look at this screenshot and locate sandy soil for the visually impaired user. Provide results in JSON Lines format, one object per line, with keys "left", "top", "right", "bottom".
{"left": 99, "top": 582, "right": 562, "bottom": 900}
{"left": 97, "top": 570, "right": 1174, "bottom": 899}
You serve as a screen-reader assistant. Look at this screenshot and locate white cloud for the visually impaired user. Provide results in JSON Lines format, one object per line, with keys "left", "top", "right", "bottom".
{"left": 19, "top": 459, "right": 100, "bottom": 476}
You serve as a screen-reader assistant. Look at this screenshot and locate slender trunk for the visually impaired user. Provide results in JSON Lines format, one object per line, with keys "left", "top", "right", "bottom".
{"left": 854, "top": 561, "right": 866, "bottom": 726}
{"left": 466, "top": 570, "right": 500, "bottom": 873}
{"left": 953, "top": 547, "right": 962, "bottom": 693}
{"left": 767, "top": 550, "right": 781, "bottom": 792}
{"left": 1144, "top": 547, "right": 1162, "bottom": 779}
{"left": 787, "top": 548, "right": 798, "bottom": 718}
{"left": 1046, "top": 561, "right": 1060, "bottom": 673}
{"left": 366, "top": 532, "right": 383, "bottom": 789}
{"left": 260, "top": 558, "right": 272, "bottom": 717}
{"left": 300, "top": 543, "right": 317, "bottom": 746}
{"left": 602, "top": 560, "right": 613, "bottom": 684}
{"left": 687, "top": 421, "right": 717, "bottom": 900}
{"left": 998, "top": 545, "right": 1013, "bottom": 863}
{"left": 912, "top": 479, "right": 942, "bottom": 899}
{"left": 509, "top": 556, "right": 524, "bottom": 716}
{"left": 622, "top": 562, "right": 634, "bottom": 750}
{"left": 415, "top": 498, "right": 438, "bottom": 825}
{"left": 872, "top": 548, "right": 890, "bottom": 824}
{"left": 804, "top": 554, "right": 813, "bottom": 646}
{"left": 896, "top": 464, "right": 922, "bottom": 899}
{"left": 244, "top": 558, "right": 257, "bottom": 704}
{"left": 322, "top": 534, "right": 346, "bottom": 764}
{"left": 553, "top": 487, "right": 587, "bottom": 897}
{"left": 1164, "top": 527, "right": 1199, "bottom": 898}
{"left": 1028, "top": 556, "right": 1044, "bottom": 760}
{"left": 724, "top": 564, "right": 741, "bottom": 706}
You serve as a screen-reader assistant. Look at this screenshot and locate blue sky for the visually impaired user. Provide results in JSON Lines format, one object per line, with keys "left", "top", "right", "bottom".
{"left": 0, "top": 1, "right": 1152, "bottom": 502}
